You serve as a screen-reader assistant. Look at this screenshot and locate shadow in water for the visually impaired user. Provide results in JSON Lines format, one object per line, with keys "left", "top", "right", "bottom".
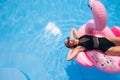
{"left": 21, "top": 71, "right": 31, "bottom": 80}
{"left": 65, "top": 60, "right": 120, "bottom": 80}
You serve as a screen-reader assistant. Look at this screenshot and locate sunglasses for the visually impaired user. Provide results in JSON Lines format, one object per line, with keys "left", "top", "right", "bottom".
{"left": 67, "top": 37, "right": 76, "bottom": 48}
{"left": 67, "top": 37, "right": 70, "bottom": 40}
{"left": 67, "top": 37, "right": 71, "bottom": 47}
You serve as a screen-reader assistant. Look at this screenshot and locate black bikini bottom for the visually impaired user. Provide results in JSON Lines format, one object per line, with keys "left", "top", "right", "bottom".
{"left": 98, "top": 38, "right": 115, "bottom": 52}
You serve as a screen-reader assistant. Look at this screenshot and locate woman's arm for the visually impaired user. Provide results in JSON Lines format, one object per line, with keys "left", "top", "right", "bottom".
{"left": 67, "top": 46, "right": 85, "bottom": 61}
{"left": 66, "top": 49, "right": 73, "bottom": 60}
{"left": 70, "top": 28, "right": 81, "bottom": 39}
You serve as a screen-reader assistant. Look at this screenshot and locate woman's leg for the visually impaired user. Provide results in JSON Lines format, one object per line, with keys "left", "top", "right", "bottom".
{"left": 105, "top": 46, "right": 120, "bottom": 56}
{"left": 107, "top": 37, "right": 120, "bottom": 46}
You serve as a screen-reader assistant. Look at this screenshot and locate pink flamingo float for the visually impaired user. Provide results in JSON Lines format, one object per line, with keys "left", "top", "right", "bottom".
{"left": 75, "top": 0, "right": 120, "bottom": 73}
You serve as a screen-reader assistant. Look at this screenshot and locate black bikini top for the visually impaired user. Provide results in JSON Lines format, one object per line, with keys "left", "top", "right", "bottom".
{"left": 71, "top": 35, "right": 95, "bottom": 50}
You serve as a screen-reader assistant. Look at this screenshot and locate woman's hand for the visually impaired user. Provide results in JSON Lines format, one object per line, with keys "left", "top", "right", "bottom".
{"left": 70, "top": 28, "right": 81, "bottom": 39}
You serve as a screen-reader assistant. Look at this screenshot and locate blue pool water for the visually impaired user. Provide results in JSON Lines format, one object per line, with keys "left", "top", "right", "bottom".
{"left": 0, "top": 0, "right": 120, "bottom": 80}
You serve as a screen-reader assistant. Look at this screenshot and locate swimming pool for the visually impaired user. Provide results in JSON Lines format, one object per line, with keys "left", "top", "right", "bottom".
{"left": 0, "top": 0, "right": 120, "bottom": 80}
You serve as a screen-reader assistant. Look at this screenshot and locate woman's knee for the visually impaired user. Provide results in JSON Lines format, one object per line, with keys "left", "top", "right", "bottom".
{"left": 105, "top": 46, "right": 120, "bottom": 56}
{"left": 105, "top": 47, "right": 113, "bottom": 54}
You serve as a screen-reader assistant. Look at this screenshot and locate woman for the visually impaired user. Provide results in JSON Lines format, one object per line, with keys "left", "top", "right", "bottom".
{"left": 64, "top": 28, "right": 120, "bottom": 61}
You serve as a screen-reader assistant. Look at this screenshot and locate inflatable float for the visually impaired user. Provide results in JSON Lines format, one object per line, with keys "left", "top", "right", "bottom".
{"left": 75, "top": 0, "right": 120, "bottom": 73}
